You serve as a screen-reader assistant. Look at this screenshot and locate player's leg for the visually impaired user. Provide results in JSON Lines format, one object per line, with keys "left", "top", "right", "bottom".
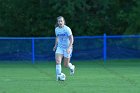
{"left": 55, "top": 47, "right": 63, "bottom": 80}
{"left": 55, "top": 53, "right": 63, "bottom": 75}
{"left": 64, "top": 48, "right": 75, "bottom": 75}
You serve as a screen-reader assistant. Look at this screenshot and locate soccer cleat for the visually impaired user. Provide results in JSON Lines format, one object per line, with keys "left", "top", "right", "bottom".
{"left": 56, "top": 75, "right": 59, "bottom": 81}
{"left": 56, "top": 74, "right": 61, "bottom": 81}
{"left": 70, "top": 65, "right": 75, "bottom": 75}
{"left": 56, "top": 73, "right": 66, "bottom": 81}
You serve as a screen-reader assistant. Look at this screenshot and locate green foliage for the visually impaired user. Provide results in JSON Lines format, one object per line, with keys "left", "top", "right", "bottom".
{"left": 125, "top": 0, "right": 140, "bottom": 34}
{"left": 0, "top": 0, "right": 139, "bottom": 36}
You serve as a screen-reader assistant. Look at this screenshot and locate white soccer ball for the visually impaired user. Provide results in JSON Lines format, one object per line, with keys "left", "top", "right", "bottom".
{"left": 58, "top": 73, "right": 66, "bottom": 81}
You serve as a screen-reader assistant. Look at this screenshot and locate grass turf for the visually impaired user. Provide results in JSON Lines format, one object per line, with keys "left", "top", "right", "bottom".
{"left": 0, "top": 59, "right": 140, "bottom": 93}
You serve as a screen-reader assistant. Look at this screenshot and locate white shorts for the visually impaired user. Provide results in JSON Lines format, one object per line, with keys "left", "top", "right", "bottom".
{"left": 55, "top": 47, "right": 72, "bottom": 58}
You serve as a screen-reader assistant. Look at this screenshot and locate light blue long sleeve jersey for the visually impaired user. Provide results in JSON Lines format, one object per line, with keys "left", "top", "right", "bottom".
{"left": 55, "top": 25, "right": 72, "bottom": 49}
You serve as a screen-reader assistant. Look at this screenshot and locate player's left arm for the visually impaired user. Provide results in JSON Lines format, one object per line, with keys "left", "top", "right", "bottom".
{"left": 68, "top": 35, "right": 74, "bottom": 48}
{"left": 67, "top": 35, "right": 74, "bottom": 54}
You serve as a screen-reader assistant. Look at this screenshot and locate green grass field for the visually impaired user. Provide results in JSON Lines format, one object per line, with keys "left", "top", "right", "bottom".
{"left": 0, "top": 59, "right": 140, "bottom": 93}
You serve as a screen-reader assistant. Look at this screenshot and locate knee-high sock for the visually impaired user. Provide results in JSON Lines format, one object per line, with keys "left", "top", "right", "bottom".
{"left": 56, "top": 64, "right": 61, "bottom": 75}
{"left": 68, "top": 63, "right": 73, "bottom": 69}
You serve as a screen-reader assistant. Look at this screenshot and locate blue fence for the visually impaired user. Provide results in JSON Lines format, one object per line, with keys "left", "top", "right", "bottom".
{"left": 0, "top": 34, "right": 140, "bottom": 63}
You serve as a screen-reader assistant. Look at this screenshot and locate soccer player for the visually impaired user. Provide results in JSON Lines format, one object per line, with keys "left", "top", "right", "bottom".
{"left": 53, "top": 16, "right": 75, "bottom": 80}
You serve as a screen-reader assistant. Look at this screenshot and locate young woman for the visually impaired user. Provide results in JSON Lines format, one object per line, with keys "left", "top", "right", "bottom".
{"left": 53, "top": 16, "right": 75, "bottom": 80}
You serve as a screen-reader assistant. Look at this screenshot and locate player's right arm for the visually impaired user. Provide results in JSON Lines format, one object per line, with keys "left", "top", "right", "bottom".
{"left": 53, "top": 36, "right": 58, "bottom": 51}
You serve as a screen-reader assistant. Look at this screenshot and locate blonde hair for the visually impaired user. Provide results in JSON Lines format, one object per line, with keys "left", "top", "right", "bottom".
{"left": 55, "top": 16, "right": 66, "bottom": 28}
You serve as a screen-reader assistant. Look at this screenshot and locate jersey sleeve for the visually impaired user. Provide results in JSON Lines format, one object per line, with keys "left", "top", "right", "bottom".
{"left": 67, "top": 27, "right": 72, "bottom": 36}
{"left": 55, "top": 28, "right": 57, "bottom": 36}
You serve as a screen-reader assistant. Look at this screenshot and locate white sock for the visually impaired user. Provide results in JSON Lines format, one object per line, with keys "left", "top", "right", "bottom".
{"left": 56, "top": 64, "right": 61, "bottom": 75}
{"left": 68, "top": 63, "right": 73, "bottom": 69}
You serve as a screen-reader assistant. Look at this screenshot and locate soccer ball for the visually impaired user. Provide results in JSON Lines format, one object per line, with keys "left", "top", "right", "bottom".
{"left": 57, "top": 73, "right": 66, "bottom": 81}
